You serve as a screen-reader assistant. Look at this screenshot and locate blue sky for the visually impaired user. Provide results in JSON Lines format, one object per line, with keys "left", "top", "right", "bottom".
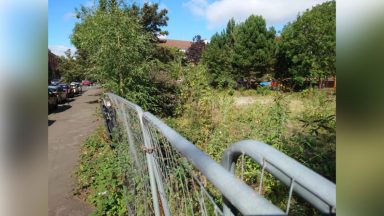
{"left": 49, "top": 0, "right": 328, "bottom": 56}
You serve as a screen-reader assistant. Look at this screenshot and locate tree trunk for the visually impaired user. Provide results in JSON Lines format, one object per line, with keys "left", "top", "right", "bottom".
{"left": 333, "top": 76, "right": 336, "bottom": 94}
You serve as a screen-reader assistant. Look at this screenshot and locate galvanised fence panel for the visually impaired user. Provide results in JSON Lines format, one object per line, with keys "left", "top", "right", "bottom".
{"left": 104, "top": 93, "right": 159, "bottom": 215}
{"left": 142, "top": 112, "right": 284, "bottom": 216}
{"left": 102, "top": 93, "right": 336, "bottom": 216}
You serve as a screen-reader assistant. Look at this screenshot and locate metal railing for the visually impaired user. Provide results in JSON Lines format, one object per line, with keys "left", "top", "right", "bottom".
{"left": 102, "top": 93, "right": 336, "bottom": 215}
{"left": 221, "top": 140, "right": 336, "bottom": 215}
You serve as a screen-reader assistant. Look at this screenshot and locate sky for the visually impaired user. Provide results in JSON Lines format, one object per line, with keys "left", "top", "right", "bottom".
{"left": 48, "top": 0, "right": 329, "bottom": 56}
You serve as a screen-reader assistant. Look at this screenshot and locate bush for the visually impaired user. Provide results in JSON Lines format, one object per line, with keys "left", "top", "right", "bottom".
{"left": 75, "top": 126, "right": 131, "bottom": 215}
{"left": 256, "top": 86, "right": 272, "bottom": 96}
{"left": 142, "top": 59, "right": 180, "bottom": 116}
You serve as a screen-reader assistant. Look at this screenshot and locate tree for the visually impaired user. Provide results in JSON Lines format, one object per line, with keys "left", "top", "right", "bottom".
{"left": 202, "top": 19, "right": 236, "bottom": 87}
{"left": 186, "top": 35, "right": 206, "bottom": 64}
{"left": 71, "top": 1, "right": 156, "bottom": 110}
{"left": 70, "top": 0, "right": 178, "bottom": 116}
{"left": 276, "top": 1, "right": 336, "bottom": 90}
{"left": 140, "top": 3, "right": 169, "bottom": 39}
{"left": 203, "top": 16, "right": 276, "bottom": 88}
{"left": 125, "top": 2, "right": 169, "bottom": 41}
{"left": 233, "top": 15, "right": 276, "bottom": 83}
{"left": 57, "top": 49, "right": 84, "bottom": 82}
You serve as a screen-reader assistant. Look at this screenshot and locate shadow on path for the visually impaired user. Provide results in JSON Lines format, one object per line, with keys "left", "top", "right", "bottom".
{"left": 48, "top": 119, "right": 56, "bottom": 126}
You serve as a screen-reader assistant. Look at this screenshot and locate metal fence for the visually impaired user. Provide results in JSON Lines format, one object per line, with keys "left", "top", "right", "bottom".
{"left": 102, "top": 93, "right": 336, "bottom": 215}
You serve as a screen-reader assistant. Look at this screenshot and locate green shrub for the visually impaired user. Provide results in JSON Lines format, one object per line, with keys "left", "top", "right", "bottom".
{"left": 256, "top": 86, "right": 272, "bottom": 96}
{"left": 75, "top": 126, "right": 131, "bottom": 215}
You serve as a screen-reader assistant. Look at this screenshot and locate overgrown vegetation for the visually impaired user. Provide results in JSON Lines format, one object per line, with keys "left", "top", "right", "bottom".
{"left": 71, "top": 0, "right": 336, "bottom": 214}
{"left": 75, "top": 126, "right": 130, "bottom": 215}
{"left": 167, "top": 77, "right": 335, "bottom": 214}
{"left": 168, "top": 74, "right": 336, "bottom": 181}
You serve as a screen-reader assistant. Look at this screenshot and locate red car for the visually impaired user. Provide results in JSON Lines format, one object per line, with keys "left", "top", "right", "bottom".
{"left": 81, "top": 80, "right": 91, "bottom": 86}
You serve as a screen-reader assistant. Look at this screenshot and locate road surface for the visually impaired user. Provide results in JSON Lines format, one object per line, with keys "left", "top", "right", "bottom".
{"left": 48, "top": 87, "right": 101, "bottom": 216}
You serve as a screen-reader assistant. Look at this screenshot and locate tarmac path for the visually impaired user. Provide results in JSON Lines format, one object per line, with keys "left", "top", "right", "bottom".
{"left": 48, "top": 87, "right": 101, "bottom": 216}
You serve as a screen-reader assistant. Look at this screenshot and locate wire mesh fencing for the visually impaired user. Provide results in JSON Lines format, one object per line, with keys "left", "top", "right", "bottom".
{"left": 143, "top": 116, "right": 223, "bottom": 216}
{"left": 102, "top": 93, "right": 336, "bottom": 216}
{"left": 103, "top": 94, "right": 156, "bottom": 215}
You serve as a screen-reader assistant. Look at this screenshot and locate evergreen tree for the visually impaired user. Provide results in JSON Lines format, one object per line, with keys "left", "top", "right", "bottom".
{"left": 202, "top": 19, "right": 237, "bottom": 87}
{"left": 233, "top": 15, "right": 276, "bottom": 83}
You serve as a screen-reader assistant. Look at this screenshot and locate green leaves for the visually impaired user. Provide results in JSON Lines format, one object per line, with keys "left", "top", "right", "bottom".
{"left": 276, "top": 1, "right": 336, "bottom": 89}
{"left": 204, "top": 1, "right": 335, "bottom": 91}
{"left": 202, "top": 20, "right": 237, "bottom": 87}
{"left": 233, "top": 15, "right": 276, "bottom": 79}
{"left": 75, "top": 127, "right": 130, "bottom": 215}
{"left": 68, "top": 1, "right": 179, "bottom": 116}
{"left": 203, "top": 16, "right": 276, "bottom": 87}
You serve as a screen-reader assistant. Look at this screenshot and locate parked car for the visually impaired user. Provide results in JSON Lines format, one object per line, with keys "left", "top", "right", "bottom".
{"left": 48, "top": 89, "right": 58, "bottom": 112}
{"left": 50, "top": 79, "right": 60, "bottom": 86}
{"left": 58, "top": 83, "right": 72, "bottom": 97}
{"left": 81, "top": 80, "right": 91, "bottom": 86}
{"left": 70, "top": 82, "right": 82, "bottom": 95}
{"left": 49, "top": 85, "right": 67, "bottom": 104}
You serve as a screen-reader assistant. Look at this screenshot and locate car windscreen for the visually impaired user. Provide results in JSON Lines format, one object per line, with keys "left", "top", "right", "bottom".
{"left": 48, "top": 87, "right": 57, "bottom": 91}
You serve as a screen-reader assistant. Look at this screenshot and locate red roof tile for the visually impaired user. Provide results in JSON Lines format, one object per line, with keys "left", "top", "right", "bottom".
{"left": 159, "top": 39, "right": 192, "bottom": 50}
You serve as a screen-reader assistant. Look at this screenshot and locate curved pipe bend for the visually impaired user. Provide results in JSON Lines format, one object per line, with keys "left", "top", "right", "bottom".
{"left": 221, "top": 140, "right": 336, "bottom": 215}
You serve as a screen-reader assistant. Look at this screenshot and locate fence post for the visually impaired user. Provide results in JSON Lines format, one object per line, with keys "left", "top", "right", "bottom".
{"left": 138, "top": 110, "right": 170, "bottom": 216}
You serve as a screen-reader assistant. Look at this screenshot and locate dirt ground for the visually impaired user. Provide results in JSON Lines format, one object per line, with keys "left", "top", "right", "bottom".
{"left": 234, "top": 95, "right": 304, "bottom": 113}
{"left": 48, "top": 87, "right": 102, "bottom": 216}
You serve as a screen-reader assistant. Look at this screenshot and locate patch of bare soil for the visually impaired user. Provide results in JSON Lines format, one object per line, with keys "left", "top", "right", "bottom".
{"left": 234, "top": 96, "right": 273, "bottom": 106}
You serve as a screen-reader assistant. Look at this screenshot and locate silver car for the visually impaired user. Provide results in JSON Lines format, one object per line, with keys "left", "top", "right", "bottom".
{"left": 70, "top": 82, "right": 82, "bottom": 95}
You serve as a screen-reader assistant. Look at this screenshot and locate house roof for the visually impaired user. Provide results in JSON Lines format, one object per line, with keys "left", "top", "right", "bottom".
{"left": 159, "top": 39, "right": 192, "bottom": 50}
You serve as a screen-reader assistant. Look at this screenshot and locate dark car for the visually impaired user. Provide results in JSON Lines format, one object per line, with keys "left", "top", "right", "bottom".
{"left": 48, "top": 89, "right": 58, "bottom": 112}
{"left": 49, "top": 85, "right": 67, "bottom": 104}
{"left": 58, "top": 83, "right": 73, "bottom": 98}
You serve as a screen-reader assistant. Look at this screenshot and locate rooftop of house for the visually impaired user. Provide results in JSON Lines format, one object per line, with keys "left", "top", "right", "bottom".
{"left": 158, "top": 39, "right": 192, "bottom": 50}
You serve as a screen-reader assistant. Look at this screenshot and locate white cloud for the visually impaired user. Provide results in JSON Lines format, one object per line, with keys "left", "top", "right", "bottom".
{"left": 184, "top": 0, "right": 329, "bottom": 28}
{"left": 48, "top": 45, "right": 76, "bottom": 57}
{"left": 182, "top": 0, "right": 209, "bottom": 17}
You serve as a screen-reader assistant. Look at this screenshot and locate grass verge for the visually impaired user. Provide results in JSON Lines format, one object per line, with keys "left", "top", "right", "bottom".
{"left": 74, "top": 126, "right": 130, "bottom": 215}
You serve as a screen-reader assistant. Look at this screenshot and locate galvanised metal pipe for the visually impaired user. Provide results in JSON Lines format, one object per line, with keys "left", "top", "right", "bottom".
{"left": 143, "top": 112, "right": 285, "bottom": 216}
{"left": 221, "top": 140, "right": 336, "bottom": 215}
